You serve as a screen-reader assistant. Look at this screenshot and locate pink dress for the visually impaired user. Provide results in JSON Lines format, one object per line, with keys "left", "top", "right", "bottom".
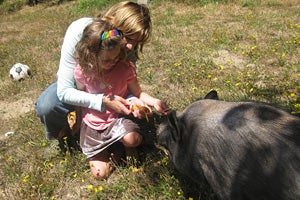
{"left": 74, "top": 60, "right": 137, "bottom": 158}
{"left": 74, "top": 60, "right": 136, "bottom": 130}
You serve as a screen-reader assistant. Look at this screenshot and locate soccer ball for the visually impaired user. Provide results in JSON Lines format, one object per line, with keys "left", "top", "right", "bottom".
{"left": 9, "top": 63, "right": 31, "bottom": 81}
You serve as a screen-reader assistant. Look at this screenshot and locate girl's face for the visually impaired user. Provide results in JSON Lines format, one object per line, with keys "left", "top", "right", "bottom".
{"left": 99, "top": 47, "right": 121, "bottom": 71}
{"left": 123, "top": 33, "right": 140, "bottom": 51}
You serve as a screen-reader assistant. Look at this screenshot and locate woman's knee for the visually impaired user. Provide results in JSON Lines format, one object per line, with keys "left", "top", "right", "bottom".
{"left": 35, "top": 83, "right": 59, "bottom": 116}
{"left": 121, "top": 132, "right": 142, "bottom": 147}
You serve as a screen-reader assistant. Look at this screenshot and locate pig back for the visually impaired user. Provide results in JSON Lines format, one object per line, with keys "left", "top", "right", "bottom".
{"left": 178, "top": 99, "right": 300, "bottom": 200}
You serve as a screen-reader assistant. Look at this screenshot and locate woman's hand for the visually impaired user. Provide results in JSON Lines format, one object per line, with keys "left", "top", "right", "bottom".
{"left": 102, "top": 95, "right": 131, "bottom": 115}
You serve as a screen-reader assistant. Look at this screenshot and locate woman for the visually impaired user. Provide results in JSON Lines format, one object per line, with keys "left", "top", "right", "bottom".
{"left": 35, "top": 1, "right": 152, "bottom": 141}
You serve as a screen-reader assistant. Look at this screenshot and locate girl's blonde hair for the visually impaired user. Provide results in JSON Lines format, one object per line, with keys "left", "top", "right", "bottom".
{"left": 75, "top": 19, "right": 126, "bottom": 79}
{"left": 100, "top": 1, "right": 151, "bottom": 58}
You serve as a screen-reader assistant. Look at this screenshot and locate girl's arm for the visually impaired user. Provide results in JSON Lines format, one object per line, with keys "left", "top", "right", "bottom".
{"left": 75, "top": 80, "right": 85, "bottom": 91}
{"left": 128, "top": 80, "right": 169, "bottom": 114}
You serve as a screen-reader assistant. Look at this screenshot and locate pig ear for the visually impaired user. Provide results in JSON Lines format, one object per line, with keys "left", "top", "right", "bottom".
{"left": 204, "top": 90, "right": 219, "bottom": 100}
{"left": 167, "top": 110, "right": 181, "bottom": 141}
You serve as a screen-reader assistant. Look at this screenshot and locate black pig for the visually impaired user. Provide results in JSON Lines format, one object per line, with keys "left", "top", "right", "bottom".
{"left": 157, "top": 90, "right": 300, "bottom": 200}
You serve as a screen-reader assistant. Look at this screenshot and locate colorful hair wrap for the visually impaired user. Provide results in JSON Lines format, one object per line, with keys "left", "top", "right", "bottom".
{"left": 100, "top": 29, "right": 122, "bottom": 41}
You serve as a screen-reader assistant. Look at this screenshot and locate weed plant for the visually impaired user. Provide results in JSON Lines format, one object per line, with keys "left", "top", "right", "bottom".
{"left": 0, "top": 0, "right": 299, "bottom": 199}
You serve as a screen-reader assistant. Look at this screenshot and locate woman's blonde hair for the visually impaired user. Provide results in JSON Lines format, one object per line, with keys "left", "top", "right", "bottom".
{"left": 75, "top": 19, "right": 125, "bottom": 79}
{"left": 100, "top": 1, "right": 152, "bottom": 58}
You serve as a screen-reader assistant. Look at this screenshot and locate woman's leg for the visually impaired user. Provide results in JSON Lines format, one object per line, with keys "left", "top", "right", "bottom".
{"left": 35, "top": 82, "right": 74, "bottom": 139}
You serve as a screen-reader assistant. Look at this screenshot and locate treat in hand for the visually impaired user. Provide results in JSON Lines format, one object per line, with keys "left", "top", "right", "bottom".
{"left": 130, "top": 104, "right": 151, "bottom": 115}
{"left": 126, "top": 104, "right": 152, "bottom": 120}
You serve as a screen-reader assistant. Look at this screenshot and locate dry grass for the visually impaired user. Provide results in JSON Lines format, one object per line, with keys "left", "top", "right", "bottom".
{"left": 0, "top": 0, "right": 299, "bottom": 199}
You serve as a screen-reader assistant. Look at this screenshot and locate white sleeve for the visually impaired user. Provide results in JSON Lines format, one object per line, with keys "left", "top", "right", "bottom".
{"left": 56, "top": 18, "right": 105, "bottom": 112}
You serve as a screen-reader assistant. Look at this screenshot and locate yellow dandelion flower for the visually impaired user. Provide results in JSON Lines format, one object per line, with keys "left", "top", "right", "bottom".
{"left": 98, "top": 186, "right": 103, "bottom": 191}
{"left": 41, "top": 142, "right": 47, "bottom": 147}
{"left": 290, "top": 93, "right": 295, "bottom": 97}
{"left": 82, "top": 178, "right": 85, "bottom": 183}
{"left": 48, "top": 162, "right": 54, "bottom": 167}
{"left": 250, "top": 88, "right": 254, "bottom": 93}
{"left": 22, "top": 175, "right": 30, "bottom": 183}
{"left": 146, "top": 68, "right": 151, "bottom": 75}
{"left": 177, "top": 191, "right": 181, "bottom": 195}
{"left": 88, "top": 185, "right": 93, "bottom": 190}
{"left": 174, "top": 62, "right": 181, "bottom": 67}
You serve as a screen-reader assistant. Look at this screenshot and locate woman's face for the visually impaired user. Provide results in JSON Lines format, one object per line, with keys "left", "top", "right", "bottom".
{"left": 99, "top": 47, "right": 121, "bottom": 71}
{"left": 123, "top": 33, "right": 140, "bottom": 51}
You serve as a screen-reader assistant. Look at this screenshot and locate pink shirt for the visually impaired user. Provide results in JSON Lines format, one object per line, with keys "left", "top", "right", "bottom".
{"left": 74, "top": 61, "right": 136, "bottom": 130}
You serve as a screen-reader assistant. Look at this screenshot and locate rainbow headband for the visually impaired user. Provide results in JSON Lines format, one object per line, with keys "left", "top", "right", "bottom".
{"left": 100, "top": 29, "right": 122, "bottom": 41}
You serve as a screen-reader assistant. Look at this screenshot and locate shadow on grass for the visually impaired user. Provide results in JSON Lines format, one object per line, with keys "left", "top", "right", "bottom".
{"left": 245, "top": 86, "right": 300, "bottom": 116}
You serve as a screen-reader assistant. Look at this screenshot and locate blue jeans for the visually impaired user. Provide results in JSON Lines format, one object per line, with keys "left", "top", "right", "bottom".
{"left": 35, "top": 83, "right": 75, "bottom": 140}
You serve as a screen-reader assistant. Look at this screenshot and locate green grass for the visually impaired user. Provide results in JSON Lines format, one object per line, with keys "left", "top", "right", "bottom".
{"left": 0, "top": 0, "right": 299, "bottom": 199}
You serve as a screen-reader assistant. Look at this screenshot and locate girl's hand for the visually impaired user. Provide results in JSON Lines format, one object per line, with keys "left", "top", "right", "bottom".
{"left": 153, "top": 100, "right": 170, "bottom": 115}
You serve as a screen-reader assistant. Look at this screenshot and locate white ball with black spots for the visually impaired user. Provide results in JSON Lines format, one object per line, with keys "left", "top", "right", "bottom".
{"left": 9, "top": 63, "right": 31, "bottom": 81}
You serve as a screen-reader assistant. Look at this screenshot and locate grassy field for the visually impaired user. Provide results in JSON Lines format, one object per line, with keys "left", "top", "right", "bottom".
{"left": 0, "top": 0, "right": 299, "bottom": 199}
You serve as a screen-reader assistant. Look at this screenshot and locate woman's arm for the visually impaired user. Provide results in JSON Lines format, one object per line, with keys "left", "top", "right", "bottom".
{"left": 56, "top": 18, "right": 106, "bottom": 111}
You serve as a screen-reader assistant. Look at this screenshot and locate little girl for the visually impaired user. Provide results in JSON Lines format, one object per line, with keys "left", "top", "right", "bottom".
{"left": 74, "top": 19, "right": 169, "bottom": 179}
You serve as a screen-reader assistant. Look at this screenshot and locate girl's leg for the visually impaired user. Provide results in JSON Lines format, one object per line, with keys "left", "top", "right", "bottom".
{"left": 121, "top": 131, "right": 142, "bottom": 147}
{"left": 35, "top": 82, "right": 74, "bottom": 139}
{"left": 120, "top": 131, "right": 142, "bottom": 158}
{"left": 89, "top": 150, "right": 114, "bottom": 180}
{"left": 88, "top": 143, "right": 125, "bottom": 179}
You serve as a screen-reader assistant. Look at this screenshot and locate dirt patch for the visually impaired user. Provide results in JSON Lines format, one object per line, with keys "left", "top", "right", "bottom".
{"left": 211, "top": 50, "right": 247, "bottom": 69}
{"left": 0, "top": 91, "right": 36, "bottom": 140}
{"left": 0, "top": 97, "right": 34, "bottom": 120}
